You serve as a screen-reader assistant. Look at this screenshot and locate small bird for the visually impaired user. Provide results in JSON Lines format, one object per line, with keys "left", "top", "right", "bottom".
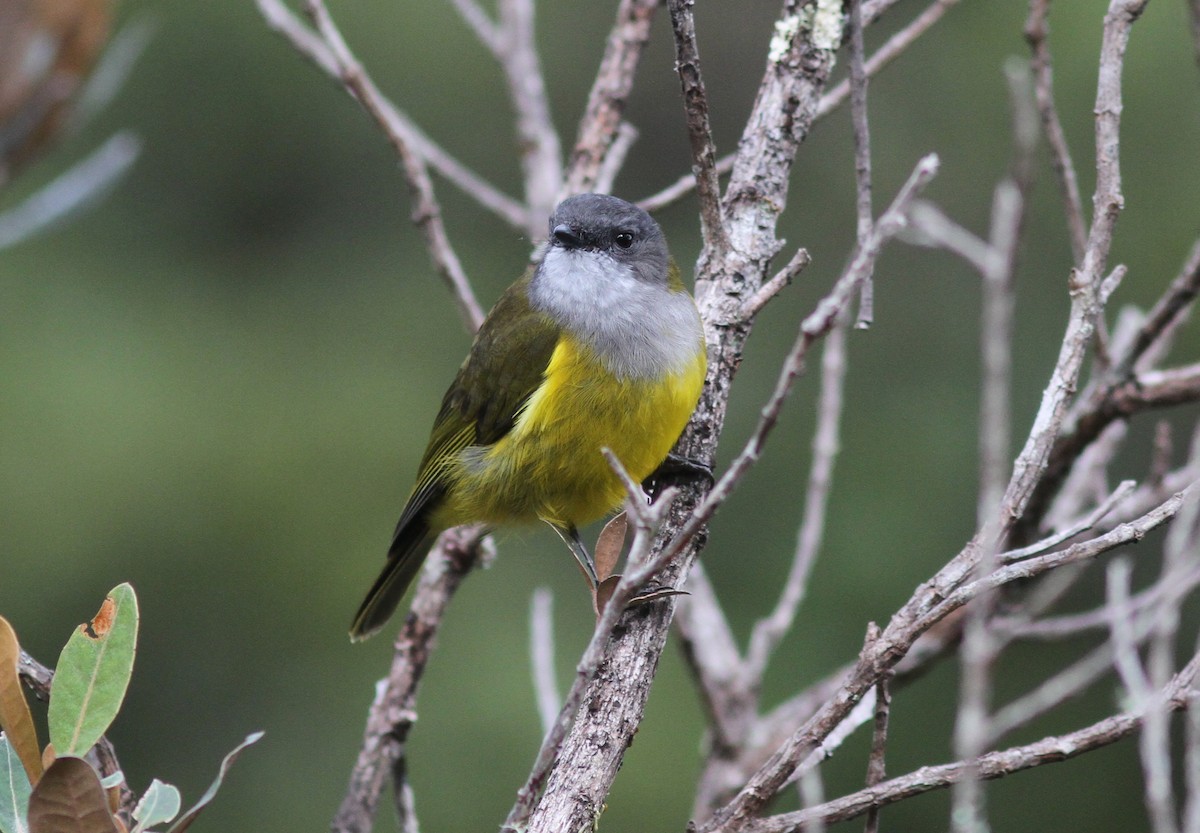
{"left": 350, "top": 193, "right": 707, "bottom": 641}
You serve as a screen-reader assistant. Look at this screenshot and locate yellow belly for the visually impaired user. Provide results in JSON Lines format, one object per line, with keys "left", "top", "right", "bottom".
{"left": 432, "top": 335, "right": 706, "bottom": 530}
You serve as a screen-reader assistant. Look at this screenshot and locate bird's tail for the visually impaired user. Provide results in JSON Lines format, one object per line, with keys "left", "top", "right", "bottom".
{"left": 349, "top": 515, "right": 435, "bottom": 642}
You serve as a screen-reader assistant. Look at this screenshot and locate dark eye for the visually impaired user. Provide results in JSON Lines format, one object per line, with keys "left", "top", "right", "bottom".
{"left": 614, "top": 231, "right": 634, "bottom": 249}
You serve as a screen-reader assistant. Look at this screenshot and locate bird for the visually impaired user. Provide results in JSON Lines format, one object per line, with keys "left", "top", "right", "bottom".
{"left": 350, "top": 193, "right": 707, "bottom": 641}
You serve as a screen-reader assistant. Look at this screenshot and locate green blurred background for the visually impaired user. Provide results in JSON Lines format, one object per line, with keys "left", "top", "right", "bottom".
{"left": 2, "top": 0, "right": 1199, "bottom": 829}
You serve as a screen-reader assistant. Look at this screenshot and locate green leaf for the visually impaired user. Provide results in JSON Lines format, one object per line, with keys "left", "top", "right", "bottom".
{"left": 0, "top": 736, "right": 33, "bottom": 833}
{"left": 48, "top": 585, "right": 139, "bottom": 757}
{"left": 0, "top": 618, "right": 41, "bottom": 785}
{"left": 26, "top": 757, "right": 117, "bottom": 833}
{"left": 131, "top": 779, "right": 180, "bottom": 833}
{"left": 166, "top": 732, "right": 262, "bottom": 833}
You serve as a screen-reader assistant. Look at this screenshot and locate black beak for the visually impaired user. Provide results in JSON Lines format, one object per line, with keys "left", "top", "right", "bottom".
{"left": 551, "top": 224, "right": 584, "bottom": 249}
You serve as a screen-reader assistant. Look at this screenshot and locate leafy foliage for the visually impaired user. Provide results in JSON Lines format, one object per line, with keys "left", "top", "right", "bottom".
{"left": 0, "top": 586, "right": 261, "bottom": 833}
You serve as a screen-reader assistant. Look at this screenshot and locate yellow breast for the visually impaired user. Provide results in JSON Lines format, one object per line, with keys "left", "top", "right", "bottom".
{"left": 434, "top": 332, "right": 706, "bottom": 530}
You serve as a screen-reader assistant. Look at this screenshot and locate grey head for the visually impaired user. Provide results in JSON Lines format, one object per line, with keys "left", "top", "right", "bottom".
{"left": 546, "top": 194, "right": 669, "bottom": 286}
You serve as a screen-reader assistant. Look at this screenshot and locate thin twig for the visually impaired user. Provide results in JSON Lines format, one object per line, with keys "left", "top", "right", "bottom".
{"left": 332, "top": 528, "right": 488, "bottom": 833}
{"left": 529, "top": 588, "right": 560, "bottom": 736}
{"left": 1002, "top": 479, "right": 1136, "bottom": 564}
{"left": 667, "top": 0, "right": 729, "bottom": 257}
{"left": 744, "top": 310, "right": 849, "bottom": 680}
{"left": 862, "top": 625, "right": 891, "bottom": 833}
{"left": 742, "top": 653, "right": 1200, "bottom": 833}
{"left": 495, "top": 0, "right": 563, "bottom": 226}
{"left": 562, "top": 0, "right": 660, "bottom": 195}
{"left": 738, "top": 248, "right": 810, "bottom": 321}
{"left": 848, "top": 0, "right": 875, "bottom": 329}
{"left": 1025, "top": 0, "right": 1088, "bottom": 265}
{"left": 1115, "top": 237, "right": 1200, "bottom": 378}
{"left": 264, "top": 0, "right": 489, "bottom": 332}
{"left": 667, "top": 156, "right": 939, "bottom": 574}
{"left": 637, "top": 0, "right": 958, "bottom": 215}
{"left": 446, "top": 0, "right": 502, "bottom": 56}
{"left": 257, "top": 0, "right": 527, "bottom": 238}
{"left": 593, "top": 122, "right": 638, "bottom": 196}
{"left": 998, "top": 562, "right": 1200, "bottom": 642}
{"left": 819, "top": 0, "right": 962, "bottom": 121}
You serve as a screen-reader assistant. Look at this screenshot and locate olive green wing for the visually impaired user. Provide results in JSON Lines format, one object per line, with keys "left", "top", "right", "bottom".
{"left": 352, "top": 273, "right": 559, "bottom": 640}
{"left": 393, "top": 271, "right": 560, "bottom": 541}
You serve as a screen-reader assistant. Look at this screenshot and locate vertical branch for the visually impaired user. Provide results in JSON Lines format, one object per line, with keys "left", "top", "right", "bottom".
{"left": 495, "top": 0, "right": 563, "bottom": 227}
{"left": 562, "top": 0, "right": 660, "bottom": 194}
{"left": 332, "top": 529, "right": 487, "bottom": 833}
{"left": 862, "top": 635, "right": 892, "bottom": 833}
{"left": 667, "top": 0, "right": 730, "bottom": 256}
{"left": 744, "top": 311, "right": 849, "bottom": 680}
{"left": 848, "top": 0, "right": 875, "bottom": 329}
{"left": 1005, "top": 0, "right": 1147, "bottom": 547}
{"left": 1108, "top": 560, "right": 1179, "bottom": 833}
{"left": 1025, "top": 0, "right": 1088, "bottom": 265}
{"left": 529, "top": 588, "right": 561, "bottom": 736}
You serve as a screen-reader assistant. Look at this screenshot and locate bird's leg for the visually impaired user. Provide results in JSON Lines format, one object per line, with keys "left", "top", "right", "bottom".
{"left": 548, "top": 521, "right": 599, "bottom": 589}
{"left": 643, "top": 451, "right": 714, "bottom": 495}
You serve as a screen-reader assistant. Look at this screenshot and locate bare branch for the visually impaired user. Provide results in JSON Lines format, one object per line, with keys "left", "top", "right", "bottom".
{"left": 667, "top": 0, "right": 729, "bottom": 256}
{"left": 495, "top": 0, "right": 563, "bottom": 225}
{"left": 738, "top": 248, "right": 810, "bottom": 322}
{"left": 332, "top": 527, "right": 488, "bottom": 833}
{"left": 257, "top": 0, "right": 527, "bottom": 237}
{"left": 818, "top": 0, "right": 961, "bottom": 121}
{"left": 562, "top": 0, "right": 659, "bottom": 195}
{"left": 863, "top": 625, "right": 892, "bottom": 833}
{"left": 638, "top": 0, "right": 958, "bottom": 216}
{"left": 592, "top": 122, "right": 639, "bottom": 196}
{"left": 743, "top": 654, "right": 1200, "bottom": 833}
{"left": 704, "top": 471, "right": 1193, "bottom": 833}
{"left": 505, "top": 484, "right": 679, "bottom": 832}
{"left": 529, "top": 588, "right": 560, "bottom": 736}
{"left": 1025, "top": 0, "right": 1088, "bottom": 264}
{"left": 1116, "top": 237, "right": 1200, "bottom": 378}
{"left": 1002, "top": 0, "right": 1148, "bottom": 549}
{"left": 667, "top": 156, "right": 938, "bottom": 592}
{"left": 446, "top": 0, "right": 502, "bottom": 56}
{"left": 848, "top": 0, "right": 875, "bottom": 329}
{"left": 744, "top": 313, "right": 849, "bottom": 679}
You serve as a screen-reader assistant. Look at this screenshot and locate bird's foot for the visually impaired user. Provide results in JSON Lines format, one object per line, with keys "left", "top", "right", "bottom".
{"left": 643, "top": 452, "right": 714, "bottom": 495}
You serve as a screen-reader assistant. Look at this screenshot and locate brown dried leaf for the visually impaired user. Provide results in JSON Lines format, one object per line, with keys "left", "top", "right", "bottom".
{"left": 593, "top": 512, "right": 628, "bottom": 583}
{"left": 0, "top": 615, "right": 42, "bottom": 784}
{"left": 591, "top": 576, "right": 622, "bottom": 620}
{"left": 27, "top": 756, "right": 119, "bottom": 833}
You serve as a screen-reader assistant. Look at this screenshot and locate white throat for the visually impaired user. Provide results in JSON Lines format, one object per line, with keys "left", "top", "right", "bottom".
{"left": 530, "top": 247, "right": 702, "bottom": 380}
